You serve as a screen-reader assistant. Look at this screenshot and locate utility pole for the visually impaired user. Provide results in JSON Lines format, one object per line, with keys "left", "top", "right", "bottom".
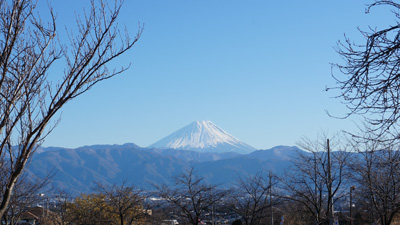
{"left": 327, "top": 139, "right": 334, "bottom": 225}
{"left": 350, "top": 186, "right": 356, "bottom": 225}
{"left": 270, "top": 171, "right": 273, "bottom": 225}
{"left": 314, "top": 154, "right": 318, "bottom": 225}
{"left": 210, "top": 185, "right": 215, "bottom": 225}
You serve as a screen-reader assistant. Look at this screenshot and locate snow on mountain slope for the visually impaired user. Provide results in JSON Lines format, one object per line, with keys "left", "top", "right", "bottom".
{"left": 149, "top": 121, "right": 256, "bottom": 154}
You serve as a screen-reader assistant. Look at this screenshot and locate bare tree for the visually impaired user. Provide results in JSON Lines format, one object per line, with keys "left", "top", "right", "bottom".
{"left": 46, "top": 189, "right": 72, "bottom": 225}
{"left": 94, "top": 182, "right": 147, "bottom": 225}
{"left": 155, "top": 168, "right": 229, "bottom": 225}
{"left": 282, "top": 201, "right": 316, "bottom": 225}
{"left": 279, "top": 135, "right": 351, "bottom": 225}
{"left": 331, "top": 0, "right": 400, "bottom": 142}
{"left": 2, "top": 172, "right": 53, "bottom": 225}
{"left": 349, "top": 138, "right": 400, "bottom": 225}
{"left": 227, "top": 171, "right": 274, "bottom": 225}
{"left": 0, "top": 0, "right": 142, "bottom": 219}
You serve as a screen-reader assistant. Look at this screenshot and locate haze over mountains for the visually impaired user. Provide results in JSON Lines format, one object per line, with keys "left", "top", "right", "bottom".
{"left": 26, "top": 121, "right": 302, "bottom": 195}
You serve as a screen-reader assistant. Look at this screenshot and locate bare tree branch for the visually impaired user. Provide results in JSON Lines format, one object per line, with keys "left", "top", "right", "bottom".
{"left": 0, "top": 0, "right": 142, "bottom": 218}
{"left": 155, "top": 168, "right": 229, "bottom": 225}
{"left": 331, "top": 0, "right": 400, "bottom": 143}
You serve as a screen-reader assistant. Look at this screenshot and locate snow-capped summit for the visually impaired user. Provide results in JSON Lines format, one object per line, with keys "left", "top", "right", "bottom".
{"left": 149, "top": 121, "right": 256, "bottom": 154}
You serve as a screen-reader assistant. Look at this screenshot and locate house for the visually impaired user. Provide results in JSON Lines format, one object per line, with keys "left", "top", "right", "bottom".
{"left": 18, "top": 207, "right": 60, "bottom": 225}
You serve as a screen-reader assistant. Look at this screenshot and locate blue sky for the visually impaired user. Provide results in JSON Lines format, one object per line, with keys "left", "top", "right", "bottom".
{"left": 41, "top": 0, "right": 391, "bottom": 149}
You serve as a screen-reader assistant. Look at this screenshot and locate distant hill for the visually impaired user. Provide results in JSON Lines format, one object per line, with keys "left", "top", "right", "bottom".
{"left": 26, "top": 144, "right": 304, "bottom": 195}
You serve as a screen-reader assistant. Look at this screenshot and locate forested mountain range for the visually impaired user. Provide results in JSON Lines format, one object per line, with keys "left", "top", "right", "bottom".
{"left": 26, "top": 144, "right": 301, "bottom": 195}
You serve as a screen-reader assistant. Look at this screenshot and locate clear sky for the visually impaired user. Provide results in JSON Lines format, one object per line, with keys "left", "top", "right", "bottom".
{"left": 40, "top": 0, "right": 392, "bottom": 149}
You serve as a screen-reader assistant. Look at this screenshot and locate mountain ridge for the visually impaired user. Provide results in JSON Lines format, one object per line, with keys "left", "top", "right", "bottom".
{"left": 26, "top": 143, "right": 302, "bottom": 195}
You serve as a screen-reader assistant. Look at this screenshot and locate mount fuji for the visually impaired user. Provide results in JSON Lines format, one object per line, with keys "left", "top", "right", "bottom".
{"left": 148, "top": 121, "right": 256, "bottom": 154}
